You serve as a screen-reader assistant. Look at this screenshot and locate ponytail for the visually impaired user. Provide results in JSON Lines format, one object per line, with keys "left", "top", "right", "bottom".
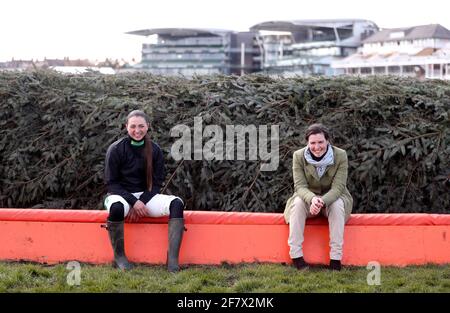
{"left": 144, "top": 134, "right": 153, "bottom": 191}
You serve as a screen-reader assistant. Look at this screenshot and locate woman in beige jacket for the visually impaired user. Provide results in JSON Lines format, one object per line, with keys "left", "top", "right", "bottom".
{"left": 284, "top": 124, "right": 352, "bottom": 271}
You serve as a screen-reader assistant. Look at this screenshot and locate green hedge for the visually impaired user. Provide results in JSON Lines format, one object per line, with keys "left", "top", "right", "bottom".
{"left": 0, "top": 70, "right": 448, "bottom": 213}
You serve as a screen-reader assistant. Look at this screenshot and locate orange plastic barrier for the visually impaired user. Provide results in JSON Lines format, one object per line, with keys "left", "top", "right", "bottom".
{"left": 0, "top": 208, "right": 449, "bottom": 266}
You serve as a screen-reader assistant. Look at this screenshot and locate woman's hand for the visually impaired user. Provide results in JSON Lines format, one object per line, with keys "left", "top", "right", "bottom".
{"left": 133, "top": 200, "right": 148, "bottom": 217}
{"left": 126, "top": 200, "right": 148, "bottom": 222}
{"left": 310, "top": 196, "right": 324, "bottom": 215}
{"left": 126, "top": 208, "right": 139, "bottom": 222}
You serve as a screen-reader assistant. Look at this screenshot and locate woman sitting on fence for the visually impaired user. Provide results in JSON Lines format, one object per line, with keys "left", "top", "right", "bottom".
{"left": 284, "top": 123, "right": 353, "bottom": 271}
{"left": 103, "top": 110, "right": 185, "bottom": 272}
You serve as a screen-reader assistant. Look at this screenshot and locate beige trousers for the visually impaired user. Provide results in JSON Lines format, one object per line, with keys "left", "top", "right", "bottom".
{"left": 288, "top": 196, "right": 346, "bottom": 261}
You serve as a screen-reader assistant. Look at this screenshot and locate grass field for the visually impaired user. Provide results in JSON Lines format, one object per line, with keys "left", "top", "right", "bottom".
{"left": 0, "top": 261, "right": 449, "bottom": 293}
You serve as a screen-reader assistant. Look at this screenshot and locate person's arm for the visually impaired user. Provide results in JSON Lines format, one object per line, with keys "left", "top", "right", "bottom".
{"left": 105, "top": 144, "right": 138, "bottom": 207}
{"left": 292, "top": 150, "right": 316, "bottom": 205}
{"left": 139, "top": 144, "right": 165, "bottom": 204}
{"left": 321, "top": 150, "right": 349, "bottom": 207}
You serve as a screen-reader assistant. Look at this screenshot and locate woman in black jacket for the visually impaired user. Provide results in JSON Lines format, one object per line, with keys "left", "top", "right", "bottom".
{"left": 104, "top": 110, "right": 185, "bottom": 272}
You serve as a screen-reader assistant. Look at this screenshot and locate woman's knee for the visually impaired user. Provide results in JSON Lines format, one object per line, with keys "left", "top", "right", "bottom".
{"left": 292, "top": 197, "right": 308, "bottom": 215}
{"left": 108, "top": 202, "right": 125, "bottom": 221}
{"left": 328, "top": 198, "right": 344, "bottom": 211}
{"left": 169, "top": 198, "right": 184, "bottom": 219}
{"left": 327, "top": 199, "right": 345, "bottom": 218}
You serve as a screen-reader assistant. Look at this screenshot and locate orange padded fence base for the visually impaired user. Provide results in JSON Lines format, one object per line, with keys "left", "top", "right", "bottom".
{"left": 0, "top": 209, "right": 449, "bottom": 266}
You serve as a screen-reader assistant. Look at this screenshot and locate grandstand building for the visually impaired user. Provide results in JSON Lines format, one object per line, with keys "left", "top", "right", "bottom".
{"left": 127, "top": 28, "right": 261, "bottom": 76}
{"left": 250, "top": 19, "right": 379, "bottom": 76}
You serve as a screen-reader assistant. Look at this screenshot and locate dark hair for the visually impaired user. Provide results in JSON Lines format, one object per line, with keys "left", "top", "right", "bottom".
{"left": 127, "top": 110, "right": 151, "bottom": 125}
{"left": 126, "top": 110, "right": 153, "bottom": 191}
{"left": 304, "top": 123, "right": 331, "bottom": 142}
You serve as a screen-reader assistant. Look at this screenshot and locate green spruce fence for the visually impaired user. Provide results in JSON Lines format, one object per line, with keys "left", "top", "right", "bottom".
{"left": 0, "top": 70, "right": 448, "bottom": 213}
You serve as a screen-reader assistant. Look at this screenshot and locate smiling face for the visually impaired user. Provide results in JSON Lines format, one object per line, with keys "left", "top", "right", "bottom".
{"left": 126, "top": 116, "right": 149, "bottom": 141}
{"left": 307, "top": 132, "right": 329, "bottom": 158}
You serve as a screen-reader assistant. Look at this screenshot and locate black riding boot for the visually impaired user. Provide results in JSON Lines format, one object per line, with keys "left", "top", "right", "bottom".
{"left": 167, "top": 218, "right": 184, "bottom": 272}
{"left": 106, "top": 220, "right": 133, "bottom": 270}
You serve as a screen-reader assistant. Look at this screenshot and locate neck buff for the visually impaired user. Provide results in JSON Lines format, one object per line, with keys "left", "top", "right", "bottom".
{"left": 304, "top": 144, "right": 334, "bottom": 178}
{"left": 130, "top": 137, "right": 145, "bottom": 147}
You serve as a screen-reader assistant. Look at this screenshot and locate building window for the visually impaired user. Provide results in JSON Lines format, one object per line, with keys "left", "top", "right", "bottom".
{"left": 388, "top": 66, "right": 400, "bottom": 74}
{"left": 403, "top": 65, "right": 415, "bottom": 73}
{"left": 374, "top": 67, "right": 385, "bottom": 74}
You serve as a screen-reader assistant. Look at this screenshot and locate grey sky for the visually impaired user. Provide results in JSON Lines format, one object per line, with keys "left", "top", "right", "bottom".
{"left": 1, "top": 0, "right": 448, "bottom": 61}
